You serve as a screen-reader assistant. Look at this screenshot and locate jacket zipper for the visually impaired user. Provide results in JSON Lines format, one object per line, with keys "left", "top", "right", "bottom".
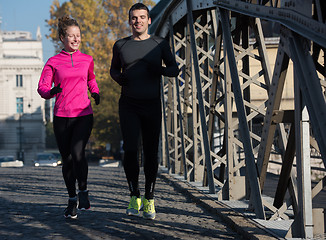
{"left": 70, "top": 54, "right": 74, "bottom": 67}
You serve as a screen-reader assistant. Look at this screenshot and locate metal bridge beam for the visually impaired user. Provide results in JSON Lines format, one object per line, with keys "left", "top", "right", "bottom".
{"left": 152, "top": 0, "right": 326, "bottom": 236}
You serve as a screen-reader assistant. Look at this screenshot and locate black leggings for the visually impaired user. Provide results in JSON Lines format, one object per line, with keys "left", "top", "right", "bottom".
{"left": 53, "top": 114, "right": 93, "bottom": 198}
{"left": 119, "top": 96, "right": 161, "bottom": 199}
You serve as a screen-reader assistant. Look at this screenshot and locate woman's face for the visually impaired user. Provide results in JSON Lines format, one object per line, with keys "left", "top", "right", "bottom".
{"left": 60, "top": 25, "right": 81, "bottom": 53}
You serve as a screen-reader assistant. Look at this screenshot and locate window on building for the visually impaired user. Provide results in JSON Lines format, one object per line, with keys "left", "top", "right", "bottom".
{"left": 16, "top": 75, "right": 23, "bottom": 87}
{"left": 16, "top": 97, "right": 23, "bottom": 113}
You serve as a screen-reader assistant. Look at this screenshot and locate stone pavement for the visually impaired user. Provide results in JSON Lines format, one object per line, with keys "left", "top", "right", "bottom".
{"left": 0, "top": 164, "right": 278, "bottom": 240}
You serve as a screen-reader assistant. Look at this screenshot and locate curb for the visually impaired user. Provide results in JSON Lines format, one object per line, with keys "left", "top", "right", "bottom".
{"left": 158, "top": 171, "right": 283, "bottom": 240}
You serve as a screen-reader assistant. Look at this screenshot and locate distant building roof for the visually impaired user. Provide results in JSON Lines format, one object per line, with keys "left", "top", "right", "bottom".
{"left": 3, "top": 55, "right": 39, "bottom": 59}
{"left": 2, "top": 31, "right": 33, "bottom": 40}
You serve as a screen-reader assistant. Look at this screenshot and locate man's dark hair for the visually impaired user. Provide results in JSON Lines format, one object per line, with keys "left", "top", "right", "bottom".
{"left": 128, "top": 3, "right": 150, "bottom": 20}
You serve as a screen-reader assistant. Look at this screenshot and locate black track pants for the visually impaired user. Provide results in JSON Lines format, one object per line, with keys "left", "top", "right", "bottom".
{"left": 119, "top": 95, "right": 161, "bottom": 199}
{"left": 53, "top": 114, "right": 93, "bottom": 198}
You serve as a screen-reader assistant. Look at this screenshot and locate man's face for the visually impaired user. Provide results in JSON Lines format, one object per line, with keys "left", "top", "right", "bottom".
{"left": 129, "top": 9, "right": 151, "bottom": 36}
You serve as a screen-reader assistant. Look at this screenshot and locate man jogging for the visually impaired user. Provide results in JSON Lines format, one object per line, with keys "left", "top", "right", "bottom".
{"left": 110, "top": 3, "right": 179, "bottom": 220}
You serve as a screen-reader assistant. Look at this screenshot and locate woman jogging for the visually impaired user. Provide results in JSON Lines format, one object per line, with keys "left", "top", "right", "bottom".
{"left": 38, "top": 16, "right": 100, "bottom": 219}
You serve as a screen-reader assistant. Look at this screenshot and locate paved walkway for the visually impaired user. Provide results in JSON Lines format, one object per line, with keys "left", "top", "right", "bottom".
{"left": 0, "top": 165, "right": 255, "bottom": 240}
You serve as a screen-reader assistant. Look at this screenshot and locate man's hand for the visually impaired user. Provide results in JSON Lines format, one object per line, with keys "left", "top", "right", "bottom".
{"left": 50, "top": 83, "right": 62, "bottom": 95}
{"left": 118, "top": 72, "right": 129, "bottom": 86}
{"left": 148, "top": 64, "right": 163, "bottom": 76}
{"left": 91, "top": 92, "right": 100, "bottom": 105}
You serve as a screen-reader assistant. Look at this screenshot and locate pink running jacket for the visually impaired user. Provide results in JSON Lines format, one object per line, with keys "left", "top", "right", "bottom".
{"left": 38, "top": 50, "right": 99, "bottom": 117}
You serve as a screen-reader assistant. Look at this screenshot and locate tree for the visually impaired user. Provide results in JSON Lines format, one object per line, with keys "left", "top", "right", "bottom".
{"left": 46, "top": 0, "right": 155, "bottom": 155}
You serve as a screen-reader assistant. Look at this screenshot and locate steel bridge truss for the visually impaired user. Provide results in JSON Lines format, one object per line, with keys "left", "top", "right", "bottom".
{"left": 151, "top": 0, "right": 326, "bottom": 238}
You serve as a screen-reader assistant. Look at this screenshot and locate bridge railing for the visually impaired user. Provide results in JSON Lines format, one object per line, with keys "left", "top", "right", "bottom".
{"left": 150, "top": 0, "right": 326, "bottom": 238}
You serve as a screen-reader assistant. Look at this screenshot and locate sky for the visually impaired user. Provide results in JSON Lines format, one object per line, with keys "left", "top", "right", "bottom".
{"left": 0, "top": 0, "right": 67, "bottom": 62}
{"left": 0, "top": 0, "right": 159, "bottom": 63}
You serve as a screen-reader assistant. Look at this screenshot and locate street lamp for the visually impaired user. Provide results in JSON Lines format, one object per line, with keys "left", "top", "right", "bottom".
{"left": 18, "top": 113, "right": 24, "bottom": 161}
{"left": 17, "top": 98, "right": 24, "bottom": 162}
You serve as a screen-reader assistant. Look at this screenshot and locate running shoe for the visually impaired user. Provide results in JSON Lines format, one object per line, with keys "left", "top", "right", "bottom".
{"left": 78, "top": 190, "right": 90, "bottom": 210}
{"left": 142, "top": 197, "right": 156, "bottom": 220}
{"left": 64, "top": 199, "right": 77, "bottom": 219}
{"left": 126, "top": 196, "right": 142, "bottom": 216}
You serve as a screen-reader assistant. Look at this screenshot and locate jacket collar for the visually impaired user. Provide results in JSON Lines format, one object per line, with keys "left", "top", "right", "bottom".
{"left": 60, "top": 49, "right": 81, "bottom": 56}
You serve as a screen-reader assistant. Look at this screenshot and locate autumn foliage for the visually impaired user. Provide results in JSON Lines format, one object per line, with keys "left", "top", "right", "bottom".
{"left": 46, "top": 0, "right": 155, "bottom": 155}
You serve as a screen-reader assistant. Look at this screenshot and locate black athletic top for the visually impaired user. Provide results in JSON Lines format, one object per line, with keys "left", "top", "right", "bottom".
{"left": 110, "top": 35, "right": 179, "bottom": 99}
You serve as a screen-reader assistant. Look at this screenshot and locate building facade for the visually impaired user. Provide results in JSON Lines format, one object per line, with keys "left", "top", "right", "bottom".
{"left": 0, "top": 27, "right": 46, "bottom": 165}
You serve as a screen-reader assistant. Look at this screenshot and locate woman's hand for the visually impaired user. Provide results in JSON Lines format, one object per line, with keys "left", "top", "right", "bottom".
{"left": 91, "top": 92, "right": 100, "bottom": 105}
{"left": 50, "top": 83, "right": 62, "bottom": 95}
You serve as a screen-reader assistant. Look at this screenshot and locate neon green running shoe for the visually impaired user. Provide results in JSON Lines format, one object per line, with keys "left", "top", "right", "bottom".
{"left": 142, "top": 197, "right": 156, "bottom": 220}
{"left": 126, "top": 196, "right": 142, "bottom": 216}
